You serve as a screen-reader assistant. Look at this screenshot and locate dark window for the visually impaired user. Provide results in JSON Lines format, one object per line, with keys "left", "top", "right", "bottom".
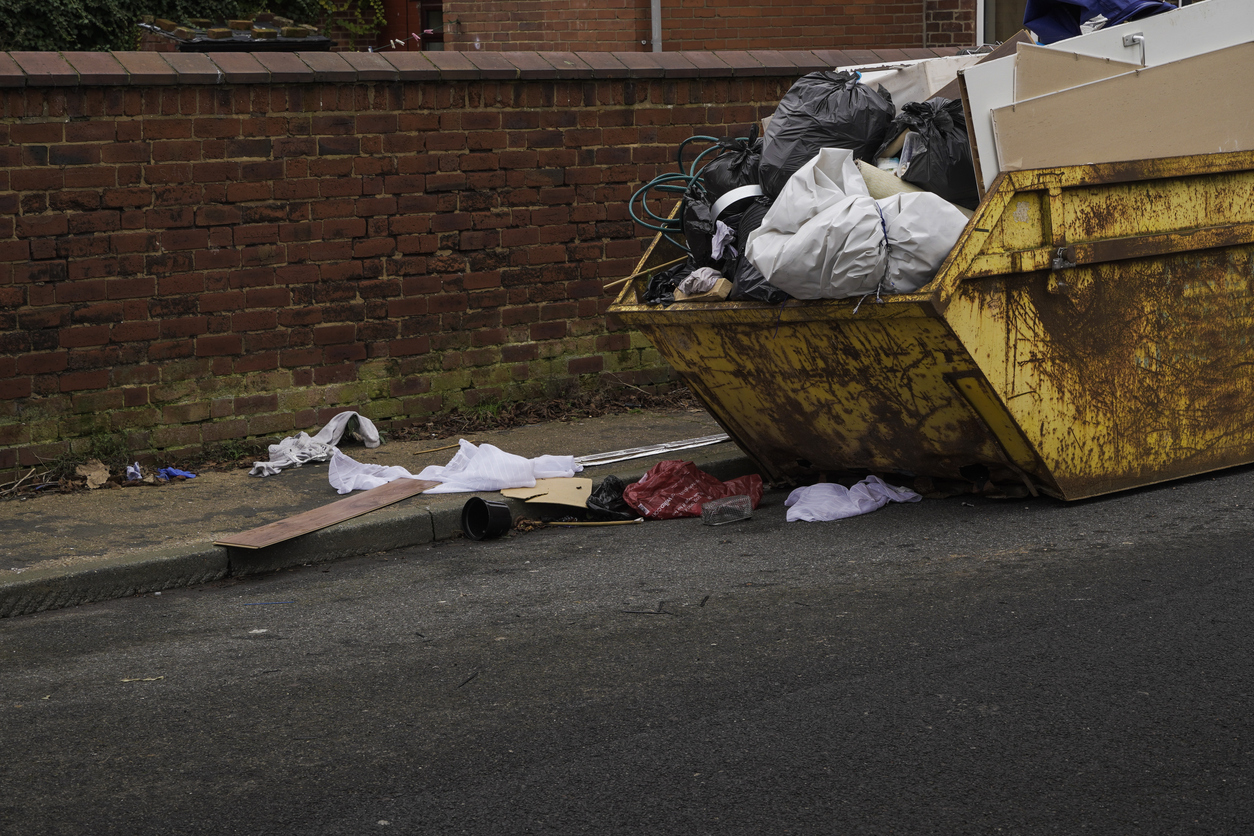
{"left": 420, "top": 0, "right": 444, "bottom": 51}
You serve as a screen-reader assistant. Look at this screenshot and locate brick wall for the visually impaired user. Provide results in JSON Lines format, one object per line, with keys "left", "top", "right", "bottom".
{"left": 925, "top": 0, "right": 978, "bottom": 47}
{"left": 0, "top": 46, "right": 958, "bottom": 470}
{"left": 419, "top": 1, "right": 979, "bottom": 53}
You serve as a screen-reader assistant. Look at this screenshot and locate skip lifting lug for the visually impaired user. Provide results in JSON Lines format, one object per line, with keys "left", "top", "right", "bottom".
{"left": 1051, "top": 246, "right": 1077, "bottom": 271}
{"left": 1049, "top": 246, "right": 1075, "bottom": 294}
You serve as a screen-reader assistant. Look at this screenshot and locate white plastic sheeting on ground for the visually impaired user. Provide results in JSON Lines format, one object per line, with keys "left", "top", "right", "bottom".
{"left": 745, "top": 148, "right": 968, "bottom": 299}
{"left": 327, "top": 439, "right": 581, "bottom": 495}
{"left": 249, "top": 411, "right": 381, "bottom": 477}
{"left": 784, "top": 476, "right": 921, "bottom": 522}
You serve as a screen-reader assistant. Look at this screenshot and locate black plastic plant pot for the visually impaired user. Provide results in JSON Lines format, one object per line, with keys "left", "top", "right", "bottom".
{"left": 461, "top": 497, "right": 512, "bottom": 541}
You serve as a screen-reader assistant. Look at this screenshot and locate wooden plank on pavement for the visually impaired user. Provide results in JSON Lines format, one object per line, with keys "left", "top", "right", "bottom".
{"left": 215, "top": 478, "right": 440, "bottom": 549}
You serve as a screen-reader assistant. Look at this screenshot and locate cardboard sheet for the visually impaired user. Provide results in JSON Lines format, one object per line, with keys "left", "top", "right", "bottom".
{"left": 501, "top": 477, "right": 593, "bottom": 508}
{"left": 992, "top": 41, "right": 1254, "bottom": 173}
{"left": 1013, "top": 43, "right": 1138, "bottom": 101}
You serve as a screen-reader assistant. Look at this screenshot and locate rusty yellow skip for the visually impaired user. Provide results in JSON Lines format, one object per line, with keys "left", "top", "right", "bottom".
{"left": 609, "top": 151, "right": 1254, "bottom": 501}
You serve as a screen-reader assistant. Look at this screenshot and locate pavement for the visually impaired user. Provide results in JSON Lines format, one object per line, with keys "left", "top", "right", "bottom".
{"left": 0, "top": 408, "right": 759, "bottom": 619}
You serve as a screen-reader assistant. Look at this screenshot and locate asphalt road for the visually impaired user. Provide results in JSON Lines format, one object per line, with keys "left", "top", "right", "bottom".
{"left": 3, "top": 469, "right": 1254, "bottom": 835}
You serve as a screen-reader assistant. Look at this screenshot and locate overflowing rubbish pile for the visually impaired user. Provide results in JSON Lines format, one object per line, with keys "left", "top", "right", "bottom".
{"left": 628, "top": 0, "right": 1231, "bottom": 306}
{"left": 630, "top": 65, "right": 981, "bottom": 304}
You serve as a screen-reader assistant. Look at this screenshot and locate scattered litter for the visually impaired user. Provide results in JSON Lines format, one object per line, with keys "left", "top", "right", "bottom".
{"left": 156, "top": 467, "right": 197, "bottom": 481}
{"left": 242, "top": 602, "right": 296, "bottom": 606}
{"left": 250, "top": 411, "right": 381, "bottom": 477}
{"left": 461, "top": 497, "right": 513, "bottom": 541}
{"left": 126, "top": 462, "right": 142, "bottom": 481}
{"left": 501, "top": 478, "right": 592, "bottom": 508}
{"left": 75, "top": 459, "right": 110, "bottom": 490}
{"left": 545, "top": 518, "right": 643, "bottom": 527}
{"left": 585, "top": 474, "right": 639, "bottom": 521}
{"left": 622, "top": 460, "right": 764, "bottom": 520}
{"left": 329, "top": 440, "right": 580, "bottom": 495}
{"left": 249, "top": 629, "right": 269, "bottom": 634}
{"left": 784, "top": 477, "right": 921, "bottom": 522}
{"left": 216, "top": 478, "right": 438, "bottom": 549}
{"left": 575, "top": 434, "right": 730, "bottom": 467}
{"left": 120, "top": 676, "right": 164, "bottom": 683}
{"left": 701, "top": 494, "right": 754, "bottom": 526}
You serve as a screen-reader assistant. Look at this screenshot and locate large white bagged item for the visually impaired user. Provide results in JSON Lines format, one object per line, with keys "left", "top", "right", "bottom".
{"left": 746, "top": 148, "right": 967, "bottom": 300}
{"left": 877, "top": 192, "right": 969, "bottom": 294}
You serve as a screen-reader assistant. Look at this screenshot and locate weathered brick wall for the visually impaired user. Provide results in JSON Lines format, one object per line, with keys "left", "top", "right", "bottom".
{"left": 0, "top": 46, "right": 958, "bottom": 470}
{"left": 442, "top": 1, "right": 978, "bottom": 53}
{"left": 925, "top": 0, "right": 978, "bottom": 47}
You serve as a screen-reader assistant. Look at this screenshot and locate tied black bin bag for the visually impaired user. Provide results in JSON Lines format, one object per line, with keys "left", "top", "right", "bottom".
{"left": 875, "top": 97, "right": 979, "bottom": 210}
{"left": 759, "top": 71, "right": 895, "bottom": 200}
{"left": 699, "top": 126, "right": 764, "bottom": 217}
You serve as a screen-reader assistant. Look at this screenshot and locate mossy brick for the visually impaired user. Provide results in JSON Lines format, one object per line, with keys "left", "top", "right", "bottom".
{"left": 320, "top": 381, "right": 371, "bottom": 405}
{"left": 19, "top": 441, "right": 71, "bottom": 468}
{"left": 0, "top": 423, "right": 31, "bottom": 447}
{"left": 71, "top": 389, "right": 125, "bottom": 413}
{"left": 62, "top": 413, "right": 113, "bottom": 437}
{"left": 201, "top": 419, "right": 249, "bottom": 443}
{"left": 277, "top": 388, "right": 322, "bottom": 411}
{"left": 162, "top": 401, "right": 211, "bottom": 424}
{"left": 150, "top": 380, "right": 199, "bottom": 404}
{"left": 243, "top": 371, "right": 292, "bottom": 394}
{"left": 246, "top": 412, "right": 296, "bottom": 437}
{"left": 151, "top": 424, "right": 202, "bottom": 449}
{"left": 429, "top": 370, "right": 472, "bottom": 393}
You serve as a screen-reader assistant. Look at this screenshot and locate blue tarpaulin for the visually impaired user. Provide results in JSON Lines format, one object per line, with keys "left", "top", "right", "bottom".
{"left": 1024, "top": 0, "right": 1179, "bottom": 44}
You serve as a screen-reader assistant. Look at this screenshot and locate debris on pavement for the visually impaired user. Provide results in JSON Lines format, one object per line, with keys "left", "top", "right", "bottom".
{"left": 215, "top": 477, "right": 439, "bottom": 549}
{"left": 75, "top": 460, "right": 110, "bottom": 490}
{"left": 622, "top": 460, "right": 764, "bottom": 521}
{"left": 784, "top": 476, "right": 921, "bottom": 522}
{"left": 329, "top": 440, "right": 581, "bottom": 495}
{"left": 500, "top": 478, "right": 593, "bottom": 508}
{"left": 249, "top": 411, "right": 382, "bottom": 477}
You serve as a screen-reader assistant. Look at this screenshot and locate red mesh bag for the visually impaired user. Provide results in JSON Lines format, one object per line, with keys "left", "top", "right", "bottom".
{"left": 622, "top": 460, "right": 764, "bottom": 520}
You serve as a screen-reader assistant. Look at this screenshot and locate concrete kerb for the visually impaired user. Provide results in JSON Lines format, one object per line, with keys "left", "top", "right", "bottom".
{"left": 0, "top": 447, "right": 759, "bottom": 619}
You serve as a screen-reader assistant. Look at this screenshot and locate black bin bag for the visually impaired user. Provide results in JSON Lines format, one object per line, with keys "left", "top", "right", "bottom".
{"left": 699, "top": 125, "right": 763, "bottom": 215}
{"left": 728, "top": 197, "right": 790, "bottom": 305}
{"left": 759, "top": 71, "right": 895, "bottom": 200}
{"left": 875, "top": 97, "right": 979, "bottom": 210}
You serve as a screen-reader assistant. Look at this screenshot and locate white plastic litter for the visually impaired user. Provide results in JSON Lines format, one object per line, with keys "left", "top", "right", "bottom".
{"left": 745, "top": 147, "right": 967, "bottom": 300}
{"left": 784, "top": 476, "right": 921, "bottom": 522}
{"left": 676, "top": 267, "right": 724, "bottom": 296}
{"left": 327, "top": 439, "right": 582, "bottom": 495}
{"left": 249, "top": 411, "right": 381, "bottom": 477}
{"left": 711, "top": 220, "right": 737, "bottom": 260}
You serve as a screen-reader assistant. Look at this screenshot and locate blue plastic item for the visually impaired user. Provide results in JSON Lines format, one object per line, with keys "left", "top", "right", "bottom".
{"left": 1023, "top": 0, "right": 1177, "bottom": 45}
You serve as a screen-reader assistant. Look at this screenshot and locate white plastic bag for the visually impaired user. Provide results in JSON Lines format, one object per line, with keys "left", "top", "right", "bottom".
{"left": 877, "top": 192, "right": 970, "bottom": 294}
{"left": 746, "top": 147, "right": 967, "bottom": 300}
{"left": 327, "top": 440, "right": 582, "bottom": 495}
{"left": 784, "top": 476, "right": 921, "bottom": 522}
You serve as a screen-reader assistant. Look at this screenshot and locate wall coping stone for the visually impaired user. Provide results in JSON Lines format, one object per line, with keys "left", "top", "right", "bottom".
{"left": 0, "top": 48, "right": 964, "bottom": 87}
{"left": 339, "top": 51, "right": 400, "bottom": 81}
{"left": 161, "top": 52, "right": 222, "bottom": 84}
{"left": 111, "top": 51, "right": 178, "bottom": 84}
{"left": 9, "top": 51, "right": 78, "bottom": 85}
{"left": 61, "top": 52, "right": 129, "bottom": 85}
{"left": 536, "top": 52, "right": 595, "bottom": 79}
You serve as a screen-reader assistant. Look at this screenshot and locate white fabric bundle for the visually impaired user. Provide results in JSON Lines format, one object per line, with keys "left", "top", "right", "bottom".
{"left": 250, "top": 411, "right": 382, "bottom": 477}
{"left": 746, "top": 148, "right": 968, "bottom": 300}
{"left": 784, "top": 476, "right": 921, "bottom": 522}
{"left": 327, "top": 439, "right": 581, "bottom": 495}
